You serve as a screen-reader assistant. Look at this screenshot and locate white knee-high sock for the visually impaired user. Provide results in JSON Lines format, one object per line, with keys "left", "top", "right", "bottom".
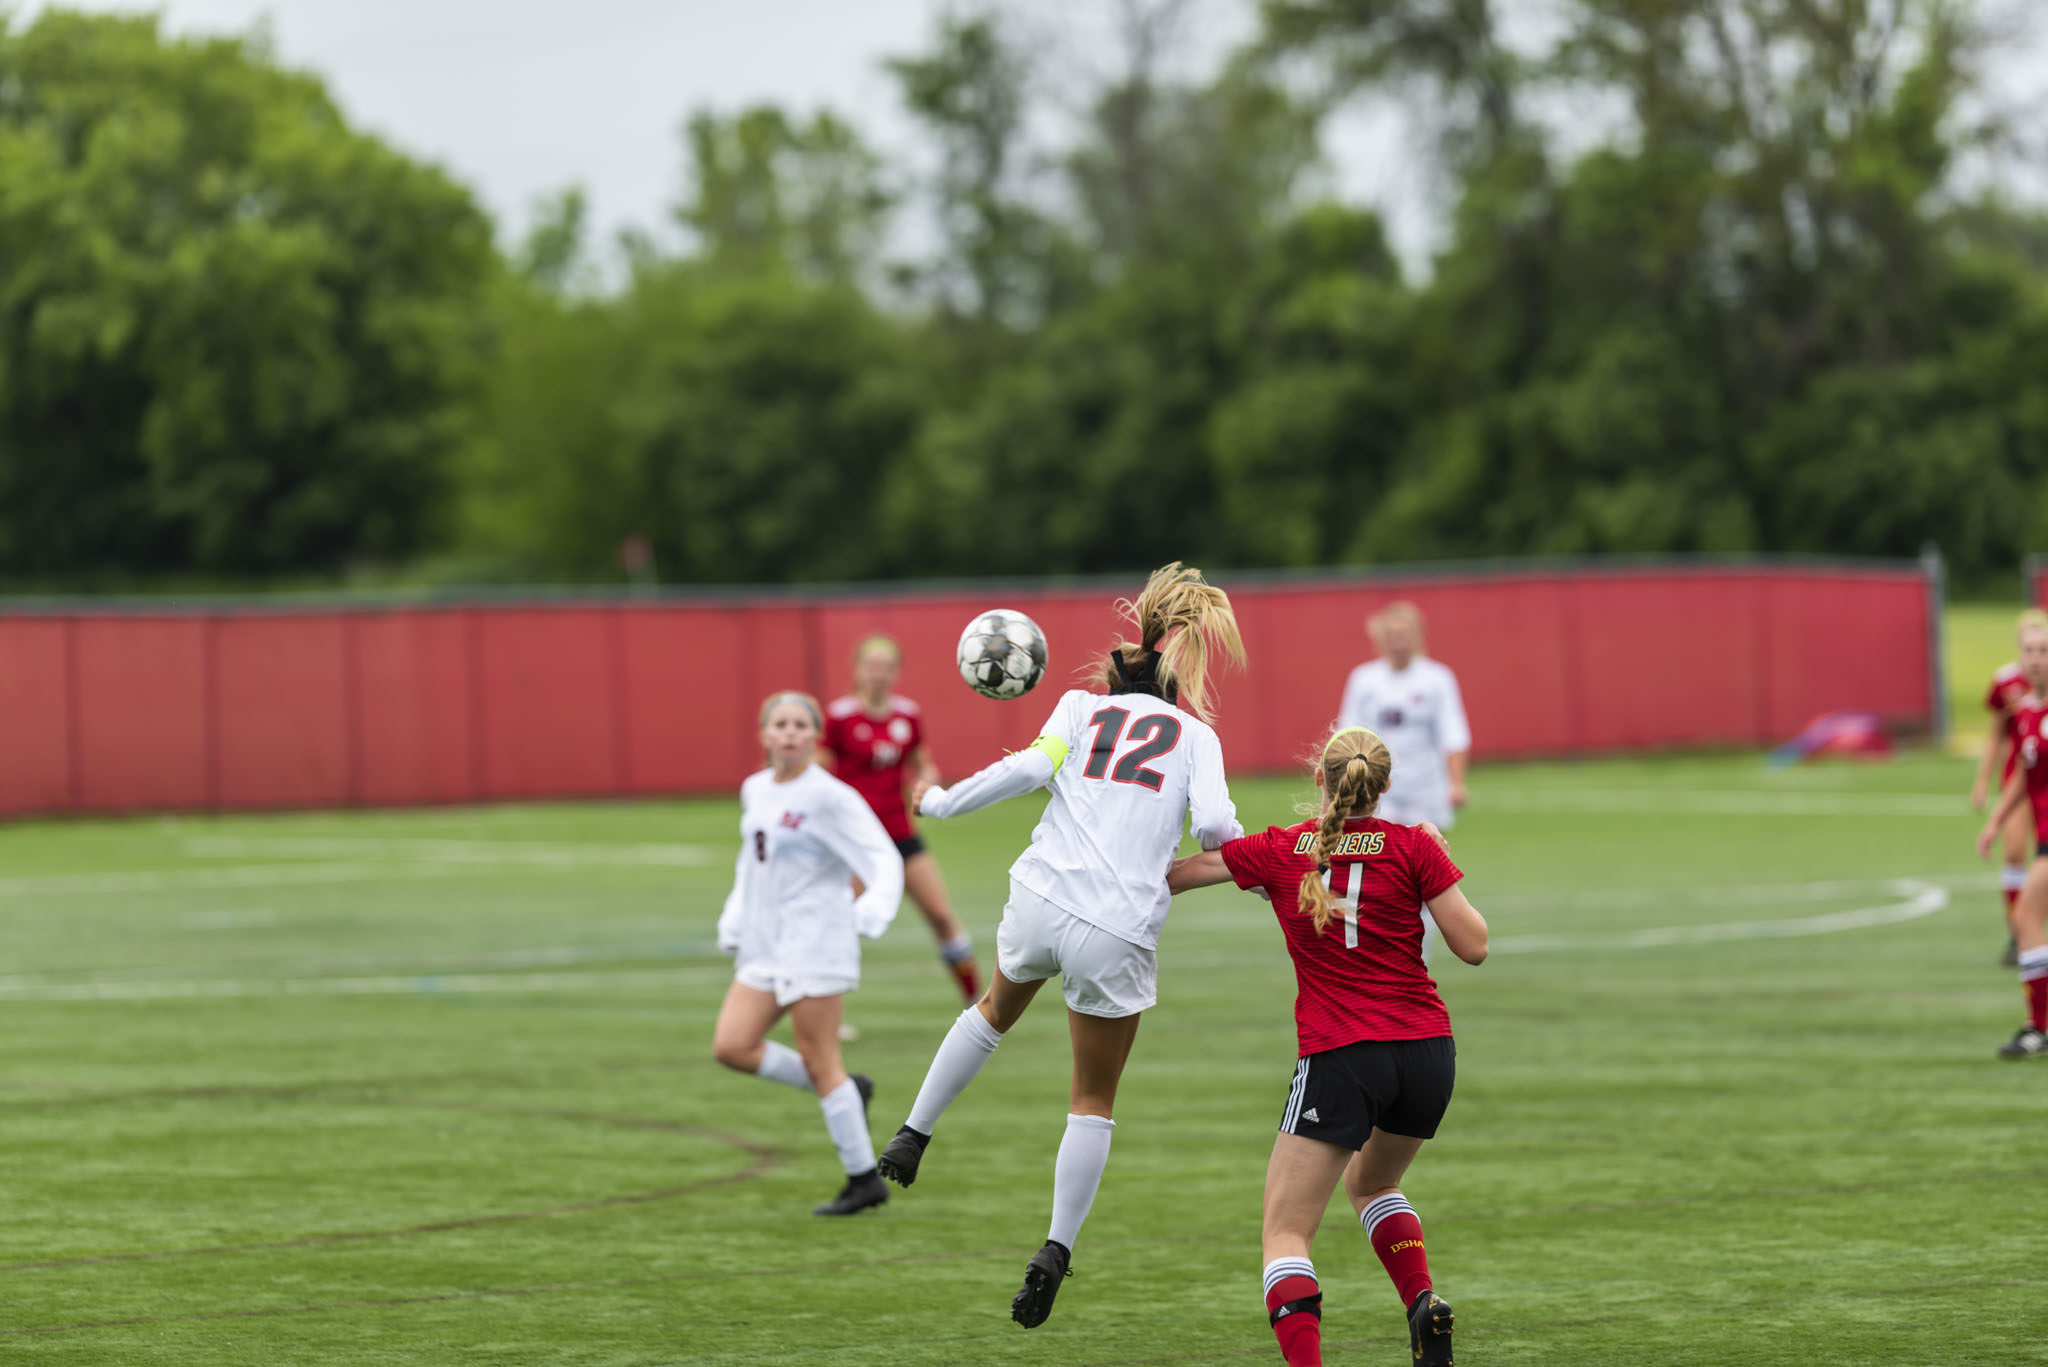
{"left": 819, "top": 1077, "right": 876, "bottom": 1176}
{"left": 905, "top": 1006, "right": 1004, "bottom": 1134}
{"left": 754, "top": 1040, "right": 815, "bottom": 1092}
{"left": 1046, "top": 1113, "right": 1115, "bottom": 1251}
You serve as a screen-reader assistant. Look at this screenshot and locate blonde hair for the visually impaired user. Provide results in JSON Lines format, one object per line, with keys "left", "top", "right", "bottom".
{"left": 1368, "top": 601, "right": 1426, "bottom": 655}
{"left": 1296, "top": 726, "right": 1394, "bottom": 934}
{"left": 2018, "top": 610, "right": 2048, "bottom": 642}
{"left": 757, "top": 691, "right": 822, "bottom": 730}
{"left": 853, "top": 633, "right": 901, "bottom": 667}
{"left": 1096, "top": 562, "right": 1246, "bottom": 723}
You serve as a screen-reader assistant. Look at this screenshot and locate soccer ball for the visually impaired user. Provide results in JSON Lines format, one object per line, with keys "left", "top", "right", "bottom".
{"left": 956, "top": 609, "right": 1048, "bottom": 700}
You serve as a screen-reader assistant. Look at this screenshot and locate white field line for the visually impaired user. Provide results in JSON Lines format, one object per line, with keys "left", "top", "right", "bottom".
{"left": 0, "top": 863, "right": 467, "bottom": 899}
{"left": 0, "top": 840, "right": 719, "bottom": 900}
{"left": 1487, "top": 879, "right": 1948, "bottom": 954}
{"left": 0, "top": 968, "right": 699, "bottom": 1002}
{"left": 179, "top": 836, "right": 715, "bottom": 867}
{"left": 177, "top": 909, "right": 279, "bottom": 931}
{"left": 0, "top": 877, "right": 1964, "bottom": 1002}
{"left": 1481, "top": 789, "right": 1966, "bottom": 817}
{"left": 1479, "top": 872, "right": 1996, "bottom": 914}
{"left": 0, "top": 939, "right": 711, "bottom": 990}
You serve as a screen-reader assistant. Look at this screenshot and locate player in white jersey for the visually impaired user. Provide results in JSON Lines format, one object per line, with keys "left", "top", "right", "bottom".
{"left": 1337, "top": 602, "right": 1471, "bottom": 829}
{"left": 711, "top": 691, "right": 905, "bottom": 1216}
{"left": 874, "top": 564, "right": 1246, "bottom": 1329}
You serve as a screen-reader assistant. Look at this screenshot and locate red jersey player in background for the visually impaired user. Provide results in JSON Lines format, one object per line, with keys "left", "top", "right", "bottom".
{"left": 1978, "top": 677, "right": 2048, "bottom": 1058}
{"left": 1168, "top": 726, "right": 1487, "bottom": 1367}
{"left": 823, "top": 635, "right": 980, "bottom": 1004}
{"left": 1969, "top": 610, "right": 2048, "bottom": 965}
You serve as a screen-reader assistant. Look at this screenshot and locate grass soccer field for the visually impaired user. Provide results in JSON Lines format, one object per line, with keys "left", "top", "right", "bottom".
{"left": 0, "top": 749, "right": 2040, "bottom": 1365}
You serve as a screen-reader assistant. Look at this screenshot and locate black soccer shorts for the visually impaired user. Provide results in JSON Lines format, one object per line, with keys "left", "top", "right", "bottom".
{"left": 1276, "top": 1036, "right": 1456, "bottom": 1150}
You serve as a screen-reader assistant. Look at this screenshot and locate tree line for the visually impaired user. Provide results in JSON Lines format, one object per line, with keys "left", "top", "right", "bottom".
{"left": 3, "top": 1, "right": 2045, "bottom": 592}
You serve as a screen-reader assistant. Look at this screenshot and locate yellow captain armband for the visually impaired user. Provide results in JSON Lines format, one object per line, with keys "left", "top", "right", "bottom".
{"left": 1027, "top": 735, "right": 1069, "bottom": 775}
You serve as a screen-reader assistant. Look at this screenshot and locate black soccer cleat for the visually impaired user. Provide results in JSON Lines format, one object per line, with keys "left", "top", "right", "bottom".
{"left": 876, "top": 1124, "right": 929, "bottom": 1187}
{"left": 813, "top": 1168, "right": 889, "bottom": 1216}
{"left": 1999, "top": 1025, "right": 2048, "bottom": 1059}
{"left": 1011, "top": 1239, "right": 1072, "bottom": 1328}
{"left": 1408, "top": 1288, "right": 1454, "bottom": 1366}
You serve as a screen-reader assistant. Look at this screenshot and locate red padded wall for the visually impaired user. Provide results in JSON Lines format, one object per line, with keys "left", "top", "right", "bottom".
{"left": 0, "top": 562, "right": 1940, "bottom": 816}
{"left": 0, "top": 618, "right": 73, "bottom": 815}
{"left": 212, "top": 615, "right": 351, "bottom": 809}
{"left": 351, "top": 610, "right": 482, "bottom": 806}
{"left": 71, "top": 617, "right": 209, "bottom": 812}
{"left": 474, "top": 609, "right": 620, "bottom": 799}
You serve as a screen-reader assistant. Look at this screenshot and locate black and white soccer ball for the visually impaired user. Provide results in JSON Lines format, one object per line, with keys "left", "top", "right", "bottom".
{"left": 956, "top": 609, "right": 1048, "bottom": 700}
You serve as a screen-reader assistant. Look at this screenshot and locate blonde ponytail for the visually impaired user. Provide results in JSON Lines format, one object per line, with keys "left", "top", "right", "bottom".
{"left": 1097, "top": 562, "right": 1246, "bottom": 723}
{"left": 1296, "top": 727, "right": 1393, "bottom": 934}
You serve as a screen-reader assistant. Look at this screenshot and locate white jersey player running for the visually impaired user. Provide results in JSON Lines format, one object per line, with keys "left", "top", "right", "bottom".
{"left": 1337, "top": 602, "right": 1471, "bottom": 829}
{"left": 711, "top": 691, "right": 905, "bottom": 1217}
{"left": 875, "top": 563, "right": 1246, "bottom": 1331}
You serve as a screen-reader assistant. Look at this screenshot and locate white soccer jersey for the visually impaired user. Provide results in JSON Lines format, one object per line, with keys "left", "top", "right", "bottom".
{"left": 1337, "top": 657, "right": 1471, "bottom": 815}
{"left": 717, "top": 764, "right": 904, "bottom": 987}
{"left": 922, "top": 688, "right": 1240, "bottom": 950}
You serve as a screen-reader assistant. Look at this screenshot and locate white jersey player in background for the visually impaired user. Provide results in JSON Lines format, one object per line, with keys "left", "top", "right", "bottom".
{"left": 711, "top": 691, "right": 905, "bottom": 1217}
{"left": 1337, "top": 602, "right": 1471, "bottom": 830}
{"left": 875, "top": 564, "right": 1245, "bottom": 1330}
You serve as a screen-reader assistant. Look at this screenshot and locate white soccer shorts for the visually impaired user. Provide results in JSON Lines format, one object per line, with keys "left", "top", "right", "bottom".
{"left": 996, "top": 882, "right": 1157, "bottom": 1019}
{"left": 733, "top": 958, "right": 859, "bottom": 1008}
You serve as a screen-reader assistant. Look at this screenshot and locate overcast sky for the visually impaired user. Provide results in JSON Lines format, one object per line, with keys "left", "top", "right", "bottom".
{"left": 19, "top": 1, "right": 2047, "bottom": 276}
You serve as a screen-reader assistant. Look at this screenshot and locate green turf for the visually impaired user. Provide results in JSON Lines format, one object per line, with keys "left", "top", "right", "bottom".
{"left": 0, "top": 747, "right": 2038, "bottom": 1365}
{"left": 1946, "top": 601, "right": 2028, "bottom": 741}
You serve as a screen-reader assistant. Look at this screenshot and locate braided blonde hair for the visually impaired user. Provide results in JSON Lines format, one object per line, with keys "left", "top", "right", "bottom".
{"left": 1297, "top": 726, "right": 1394, "bottom": 934}
{"left": 1097, "top": 562, "right": 1246, "bottom": 723}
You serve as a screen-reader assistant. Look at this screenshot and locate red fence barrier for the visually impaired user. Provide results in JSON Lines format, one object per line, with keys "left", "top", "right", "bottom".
{"left": 0, "top": 560, "right": 1941, "bottom": 817}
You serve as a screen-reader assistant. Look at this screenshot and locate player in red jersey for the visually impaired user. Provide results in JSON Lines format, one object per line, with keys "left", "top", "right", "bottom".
{"left": 1979, "top": 678, "right": 2048, "bottom": 1058}
{"left": 822, "top": 635, "right": 981, "bottom": 1004}
{"left": 1971, "top": 611, "right": 2048, "bottom": 965}
{"left": 1167, "top": 726, "right": 1486, "bottom": 1367}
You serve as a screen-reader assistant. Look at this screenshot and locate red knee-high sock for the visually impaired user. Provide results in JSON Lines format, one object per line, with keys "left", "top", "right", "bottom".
{"left": 2006, "top": 885, "right": 2022, "bottom": 931}
{"left": 1362, "top": 1192, "right": 1432, "bottom": 1306}
{"left": 1262, "top": 1258, "right": 1322, "bottom": 1367}
{"left": 2023, "top": 946, "right": 2048, "bottom": 1032}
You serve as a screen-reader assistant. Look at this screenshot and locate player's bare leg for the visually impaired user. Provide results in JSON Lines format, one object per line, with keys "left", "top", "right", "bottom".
{"left": 1011, "top": 1009, "right": 1142, "bottom": 1329}
{"left": 2000, "top": 807, "right": 2031, "bottom": 964}
{"left": 789, "top": 994, "right": 885, "bottom": 1214}
{"left": 1259, "top": 1133, "right": 1352, "bottom": 1367}
{"left": 880, "top": 969, "right": 1047, "bottom": 1186}
{"left": 710, "top": 980, "right": 788, "bottom": 1077}
{"left": 2003, "top": 857, "right": 2048, "bottom": 1058}
{"left": 905, "top": 852, "right": 980, "bottom": 1002}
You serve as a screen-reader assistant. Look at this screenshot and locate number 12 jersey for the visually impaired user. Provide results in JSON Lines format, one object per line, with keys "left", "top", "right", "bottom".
{"left": 1012, "top": 688, "right": 1240, "bottom": 951}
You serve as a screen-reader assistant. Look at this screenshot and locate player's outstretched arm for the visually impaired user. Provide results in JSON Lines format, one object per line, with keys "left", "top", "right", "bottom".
{"left": 1425, "top": 884, "right": 1488, "bottom": 965}
{"left": 916, "top": 739, "right": 1060, "bottom": 820}
{"left": 1166, "top": 850, "right": 1230, "bottom": 893}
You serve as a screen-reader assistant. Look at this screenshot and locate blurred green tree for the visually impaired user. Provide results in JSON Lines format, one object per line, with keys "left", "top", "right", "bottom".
{"left": 0, "top": 9, "right": 493, "bottom": 577}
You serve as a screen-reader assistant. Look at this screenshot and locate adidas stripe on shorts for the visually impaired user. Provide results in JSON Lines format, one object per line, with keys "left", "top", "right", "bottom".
{"left": 1277, "top": 1037, "right": 1456, "bottom": 1150}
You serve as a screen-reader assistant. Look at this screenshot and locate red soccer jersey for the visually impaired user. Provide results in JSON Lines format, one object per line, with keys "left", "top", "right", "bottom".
{"left": 1987, "top": 663, "right": 2034, "bottom": 783}
{"left": 1220, "top": 817, "right": 1463, "bottom": 1055}
{"left": 823, "top": 695, "right": 923, "bottom": 841}
{"left": 2014, "top": 699, "right": 2048, "bottom": 842}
